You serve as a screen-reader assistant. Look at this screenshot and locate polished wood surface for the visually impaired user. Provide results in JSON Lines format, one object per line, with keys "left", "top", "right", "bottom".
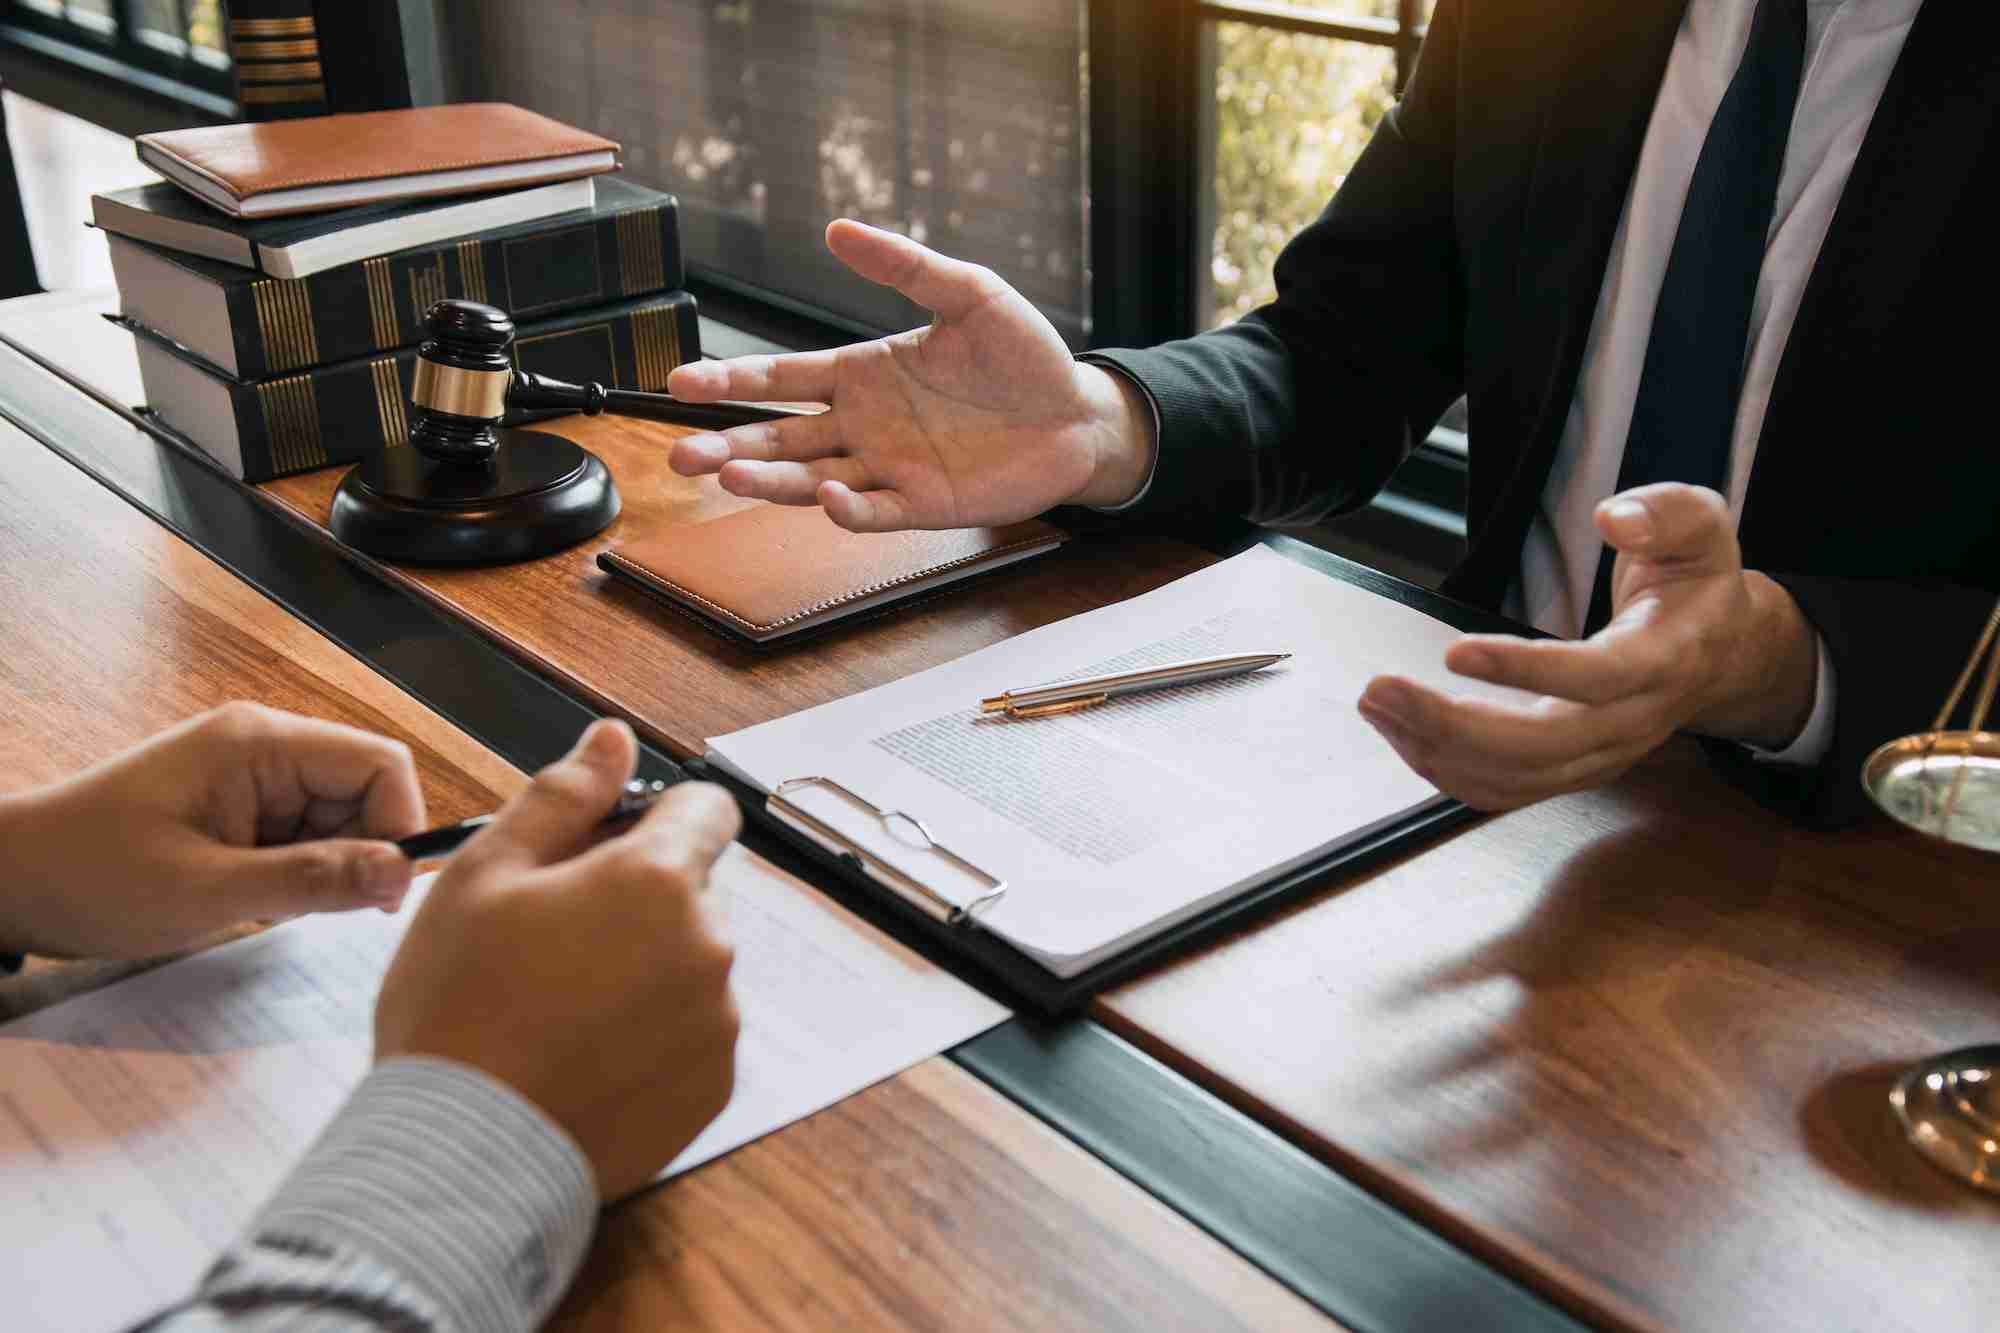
{"left": 557, "top": 1058, "right": 1330, "bottom": 1333}
{"left": 262, "top": 416, "right": 1214, "bottom": 757}
{"left": 1104, "top": 742, "right": 2000, "bottom": 1333}
{"left": 0, "top": 436, "right": 518, "bottom": 805}
{"left": 257, "top": 379, "right": 2000, "bottom": 1330}
{"left": 17, "top": 291, "right": 1996, "bottom": 1330}
{"left": 0, "top": 398, "right": 1332, "bottom": 1331}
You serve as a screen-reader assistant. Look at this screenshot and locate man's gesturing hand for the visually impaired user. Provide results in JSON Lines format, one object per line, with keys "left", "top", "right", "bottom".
{"left": 375, "top": 719, "right": 742, "bottom": 1201}
{"left": 1358, "top": 484, "right": 1820, "bottom": 812}
{"left": 667, "top": 219, "right": 1154, "bottom": 531}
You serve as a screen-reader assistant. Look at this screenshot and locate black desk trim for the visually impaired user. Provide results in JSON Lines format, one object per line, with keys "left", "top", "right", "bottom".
{"left": 958, "top": 1022, "right": 1586, "bottom": 1333}
{"left": 0, "top": 333, "right": 1591, "bottom": 1333}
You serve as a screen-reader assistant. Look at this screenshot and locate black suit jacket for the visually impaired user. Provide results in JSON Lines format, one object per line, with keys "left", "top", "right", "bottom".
{"left": 1093, "top": 0, "right": 2000, "bottom": 825}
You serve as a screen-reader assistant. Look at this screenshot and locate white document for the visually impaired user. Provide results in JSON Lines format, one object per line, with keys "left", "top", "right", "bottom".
{"left": 708, "top": 546, "right": 1529, "bottom": 977}
{"left": 0, "top": 852, "right": 1007, "bottom": 1333}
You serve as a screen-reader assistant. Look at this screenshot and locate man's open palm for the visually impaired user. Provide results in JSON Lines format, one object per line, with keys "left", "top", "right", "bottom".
{"left": 667, "top": 220, "right": 1151, "bottom": 530}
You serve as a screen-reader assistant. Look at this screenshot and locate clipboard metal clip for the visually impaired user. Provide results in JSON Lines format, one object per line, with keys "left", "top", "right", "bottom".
{"left": 768, "top": 776, "right": 1008, "bottom": 928}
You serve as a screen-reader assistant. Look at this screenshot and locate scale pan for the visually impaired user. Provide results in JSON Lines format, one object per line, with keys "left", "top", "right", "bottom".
{"left": 1863, "top": 731, "right": 2000, "bottom": 852}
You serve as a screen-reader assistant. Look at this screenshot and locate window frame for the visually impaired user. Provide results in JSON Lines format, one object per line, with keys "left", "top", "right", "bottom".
{"left": 0, "top": 0, "right": 235, "bottom": 128}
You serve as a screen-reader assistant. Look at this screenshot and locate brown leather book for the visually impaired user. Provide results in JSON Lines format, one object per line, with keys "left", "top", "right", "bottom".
{"left": 135, "top": 103, "right": 621, "bottom": 218}
{"left": 599, "top": 506, "right": 1068, "bottom": 645}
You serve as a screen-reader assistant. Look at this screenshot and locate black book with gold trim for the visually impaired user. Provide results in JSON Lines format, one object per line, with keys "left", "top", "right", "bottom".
{"left": 123, "top": 290, "right": 700, "bottom": 483}
{"left": 106, "top": 177, "right": 683, "bottom": 378}
{"left": 224, "top": 1, "right": 328, "bottom": 120}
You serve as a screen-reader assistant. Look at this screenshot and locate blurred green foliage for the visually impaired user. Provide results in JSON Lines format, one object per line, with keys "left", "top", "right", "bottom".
{"left": 1207, "top": 8, "right": 1403, "bottom": 327}
{"left": 188, "top": 0, "right": 224, "bottom": 56}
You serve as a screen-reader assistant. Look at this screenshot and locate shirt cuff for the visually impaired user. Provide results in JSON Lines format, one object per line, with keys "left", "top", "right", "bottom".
{"left": 1745, "top": 633, "right": 1837, "bottom": 767}
{"left": 1077, "top": 354, "right": 1162, "bottom": 513}
{"left": 197, "top": 1057, "right": 597, "bottom": 1333}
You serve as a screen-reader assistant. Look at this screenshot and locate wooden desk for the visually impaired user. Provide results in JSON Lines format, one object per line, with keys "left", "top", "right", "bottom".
{"left": 0, "top": 409, "right": 1328, "bottom": 1331}
{"left": 1100, "top": 744, "right": 2000, "bottom": 1332}
{"left": 8, "top": 294, "right": 1998, "bottom": 1332}
{"left": 242, "top": 393, "right": 2000, "bottom": 1330}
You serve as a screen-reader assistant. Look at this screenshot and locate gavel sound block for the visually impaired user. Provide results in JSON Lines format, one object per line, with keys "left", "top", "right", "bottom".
{"left": 329, "top": 299, "right": 809, "bottom": 566}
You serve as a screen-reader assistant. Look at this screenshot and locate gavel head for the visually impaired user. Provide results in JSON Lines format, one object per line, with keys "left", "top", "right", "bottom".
{"left": 408, "top": 299, "right": 517, "bottom": 464}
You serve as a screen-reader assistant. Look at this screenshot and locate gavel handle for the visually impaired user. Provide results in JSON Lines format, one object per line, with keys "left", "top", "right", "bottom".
{"left": 510, "top": 370, "right": 819, "bottom": 431}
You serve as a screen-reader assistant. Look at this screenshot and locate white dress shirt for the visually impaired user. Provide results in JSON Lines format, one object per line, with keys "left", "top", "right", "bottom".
{"left": 1506, "top": 0, "right": 1924, "bottom": 759}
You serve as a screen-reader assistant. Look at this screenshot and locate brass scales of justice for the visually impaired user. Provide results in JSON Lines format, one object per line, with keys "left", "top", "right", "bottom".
{"left": 1863, "top": 598, "right": 2000, "bottom": 1193}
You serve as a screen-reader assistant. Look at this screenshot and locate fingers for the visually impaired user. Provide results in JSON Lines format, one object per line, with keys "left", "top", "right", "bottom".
{"left": 1595, "top": 483, "right": 1738, "bottom": 575}
{"left": 818, "top": 480, "right": 915, "bottom": 533}
{"left": 1362, "top": 676, "right": 1635, "bottom": 767}
{"left": 459, "top": 720, "right": 637, "bottom": 873}
{"left": 200, "top": 836, "right": 413, "bottom": 921}
{"left": 630, "top": 781, "right": 742, "bottom": 869}
{"left": 719, "top": 456, "right": 874, "bottom": 506}
{"left": 201, "top": 702, "right": 427, "bottom": 842}
{"left": 1358, "top": 675, "right": 1668, "bottom": 810}
{"left": 825, "top": 218, "right": 1004, "bottom": 322}
{"left": 1447, "top": 632, "right": 1659, "bottom": 706}
{"left": 668, "top": 348, "right": 839, "bottom": 405}
{"left": 572, "top": 781, "right": 742, "bottom": 895}
{"left": 670, "top": 413, "right": 844, "bottom": 477}
{"left": 1368, "top": 707, "right": 1648, "bottom": 812}
{"left": 557, "top": 784, "right": 741, "bottom": 955}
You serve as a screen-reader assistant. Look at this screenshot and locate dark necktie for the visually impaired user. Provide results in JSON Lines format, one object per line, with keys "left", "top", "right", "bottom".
{"left": 1582, "top": 0, "right": 1808, "bottom": 635}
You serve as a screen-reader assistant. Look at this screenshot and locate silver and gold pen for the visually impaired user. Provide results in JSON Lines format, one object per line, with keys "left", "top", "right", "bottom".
{"left": 978, "top": 652, "right": 1291, "bottom": 720}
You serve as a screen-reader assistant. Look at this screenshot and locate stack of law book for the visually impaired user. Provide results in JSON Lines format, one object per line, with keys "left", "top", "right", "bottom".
{"left": 95, "top": 105, "right": 705, "bottom": 482}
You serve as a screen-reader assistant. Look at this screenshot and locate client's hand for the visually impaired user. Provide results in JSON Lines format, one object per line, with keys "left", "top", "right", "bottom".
{"left": 0, "top": 702, "right": 425, "bottom": 959}
{"left": 374, "top": 719, "right": 742, "bottom": 1201}
{"left": 1358, "top": 484, "right": 1820, "bottom": 811}
{"left": 666, "top": 219, "right": 1154, "bottom": 530}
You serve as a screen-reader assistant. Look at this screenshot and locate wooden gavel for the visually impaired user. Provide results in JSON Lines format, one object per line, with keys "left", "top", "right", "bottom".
{"left": 407, "top": 298, "right": 815, "bottom": 465}
{"left": 333, "top": 298, "right": 815, "bottom": 565}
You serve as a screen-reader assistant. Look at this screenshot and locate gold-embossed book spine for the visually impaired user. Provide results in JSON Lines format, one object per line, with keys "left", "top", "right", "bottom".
{"left": 217, "top": 190, "right": 684, "bottom": 377}
{"left": 135, "top": 291, "right": 702, "bottom": 483}
{"left": 226, "top": 2, "right": 328, "bottom": 120}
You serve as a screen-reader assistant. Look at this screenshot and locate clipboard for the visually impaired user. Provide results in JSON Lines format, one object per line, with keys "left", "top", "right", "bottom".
{"left": 692, "top": 533, "right": 1538, "bottom": 1017}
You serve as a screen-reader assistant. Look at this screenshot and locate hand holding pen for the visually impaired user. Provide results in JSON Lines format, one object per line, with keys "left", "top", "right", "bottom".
{"left": 398, "top": 777, "right": 674, "bottom": 861}
{"left": 377, "top": 719, "right": 743, "bottom": 1202}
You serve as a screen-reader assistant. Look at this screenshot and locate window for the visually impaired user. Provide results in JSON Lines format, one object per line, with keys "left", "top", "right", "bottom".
{"left": 430, "top": 0, "right": 1464, "bottom": 559}
{"left": 435, "top": 0, "right": 1090, "bottom": 349}
{"left": 1, "top": 0, "right": 232, "bottom": 100}
{"left": 1194, "top": 0, "right": 1464, "bottom": 565}
{"left": 1199, "top": 1, "right": 1430, "bottom": 328}
{"left": 430, "top": 2, "right": 1438, "bottom": 354}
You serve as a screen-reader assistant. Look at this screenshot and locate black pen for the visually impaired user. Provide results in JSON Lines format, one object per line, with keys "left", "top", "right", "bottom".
{"left": 396, "top": 779, "right": 671, "bottom": 861}
{"left": 635, "top": 399, "right": 820, "bottom": 432}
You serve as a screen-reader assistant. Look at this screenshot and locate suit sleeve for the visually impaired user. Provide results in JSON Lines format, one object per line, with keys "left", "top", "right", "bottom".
{"left": 130, "top": 1058, "right": 597, "bottom": 1333}
{"left": 1085, "top": 0, "right": 1467, "bottom": 528}
{"left": 1708, "top": 575, "right": 1998, "bottom": 828}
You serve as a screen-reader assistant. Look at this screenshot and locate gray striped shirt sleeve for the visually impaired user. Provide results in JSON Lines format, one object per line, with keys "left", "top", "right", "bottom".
{"left": 132, "top": 1057, "right": 598, "bottom": 1333}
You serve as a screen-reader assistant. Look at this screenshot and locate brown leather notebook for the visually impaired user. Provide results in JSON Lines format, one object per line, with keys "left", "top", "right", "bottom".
{"left": 599, "top": 506, "right": 1068, "bottom": 645}
{"left": 135, "top": 104, "right": 621, "bottom": 218}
